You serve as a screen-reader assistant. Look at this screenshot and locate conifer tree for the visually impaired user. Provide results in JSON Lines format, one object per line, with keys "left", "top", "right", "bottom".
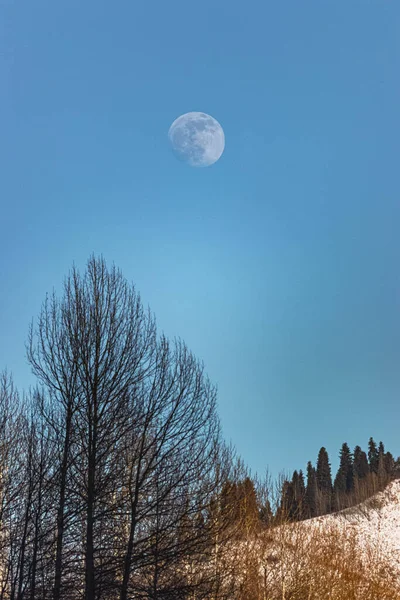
{"left": 316, "top": 447, "right": 332, "bottom": 515}
{"left": 291, "top": 470, "right": 305, "bottom": 520}
{"left": 377, "top": 442, "right": 387, "bottom": 487}
{"left": 368, "top": 437, "right": 379, "bottom": 474}
{"left": 280, "top": 479, "right": 296, "bottom": 521}
{"left": 280, "top": 470, "right": 307, "bottom": 521}
{"left": 298, "top": 469, "right": 306, "bottom": 518}
{"left": 333, "top": 443, "right": 353, "bottom": 510}
{"left": 353, "top": 446, "right": 369, "bottom": 479}
{"left": 239, "top": 477, "right": 259, "bottom": 530}
{"left": 353, "top": 445, "right": 370, "bottom": 504}
{"left": 305, "top": 462, "right": 318, "bottom": 518}
{"left": 384, "top": 451, "right": 395, "bottom": 477}
{"left": 220, "top": 481, "right": 239, "bottom": 525}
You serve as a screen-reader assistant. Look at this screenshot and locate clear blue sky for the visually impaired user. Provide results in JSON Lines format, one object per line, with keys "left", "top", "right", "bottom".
{"left": 1, "top": 1, "right": 399, "bottom": 479}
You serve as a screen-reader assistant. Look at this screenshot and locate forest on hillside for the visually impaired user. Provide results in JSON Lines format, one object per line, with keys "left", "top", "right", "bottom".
{"left": 0, "top": 257, "right": 399, "bottom": 600}
{"left": 277, "top": 438, "right": 400, "bottom": 522}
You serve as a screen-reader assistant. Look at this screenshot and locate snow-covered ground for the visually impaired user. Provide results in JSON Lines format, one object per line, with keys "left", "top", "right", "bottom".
{"left": 212, "top": 480, "right": 400, "bottom": 598}
{"left": 309, "top": 478, "right": 400, "bottom": 572}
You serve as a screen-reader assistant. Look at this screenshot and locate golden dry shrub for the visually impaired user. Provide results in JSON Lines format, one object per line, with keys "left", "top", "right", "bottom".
{"left": 230, "top": 518, "right": 400, "bottom": 600}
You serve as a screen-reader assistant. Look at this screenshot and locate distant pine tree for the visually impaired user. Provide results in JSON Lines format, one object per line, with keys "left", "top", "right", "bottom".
{"left": 239, "top": 477, "right": 259, "bottom": 530}
{"left": 333, "top": 443, "right": 353, "bottom": 510}
{"left": 352, "top": 445, "right": 370, "bottom": 503}
{"left": 316, "top": 447, "right": 332, "bottom": 515}
{"left": 219, "top": 481, "right": 239, "bottom": 525}
{"left": 220, "top": 477, "right": 260, "bottom": 532}
{"left": 368, "top": 437, "right": 379, "bottom": 474}
{"left": 377, "top": 442, "right": 388, "bottom": 487}
{"left": 342, "top": 443, "right": 354, "bottom": 492}
{"left": 298, "top": 469, "right": 306, "bottom": 518}
{"left": 279, "top": 479, "right": 296, "bottom": 521}
{"left": 298, "top": 469, "right": 306, "bottom": 491}
{"left": 384, "top": 451, "right": 395, "bottom": 477}
{"left": 291, "top": 470, "right": 306, "bottom": 520}
{"left": 353, "top": 446, "right": 369, "bottom": 479}
{"left": 305, "top": 461, "right": 318, "bottom": 518}
{"left": 290, "top": 472, "right": 300, "bottom": 520}
{"left": 291, "top": 470, "right": 299, "bottom": 496}
{"left": 278, "top": 472, "right": 306, "bottom": 522}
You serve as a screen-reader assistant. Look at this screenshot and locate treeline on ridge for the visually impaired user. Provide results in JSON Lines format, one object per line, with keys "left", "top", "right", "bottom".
{"left": 209, "top": 439, "right": 400, "bottom": 532}
{"left": 278, "top": 439, "right": 400, "bottom": 521}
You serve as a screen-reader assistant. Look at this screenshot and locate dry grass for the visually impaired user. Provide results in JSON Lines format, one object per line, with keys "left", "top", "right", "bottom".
{"left": 222, "top": 518, "right": 400, "bottom": 600}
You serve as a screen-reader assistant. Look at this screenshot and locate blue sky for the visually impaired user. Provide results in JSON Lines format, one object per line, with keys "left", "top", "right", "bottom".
{"left": 1, "top": 0, "right": 399, "bottom": 479}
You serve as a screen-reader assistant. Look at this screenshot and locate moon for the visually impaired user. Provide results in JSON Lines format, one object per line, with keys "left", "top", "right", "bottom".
{"left": 168, "top": 112, "right": 225, "bottom": 167}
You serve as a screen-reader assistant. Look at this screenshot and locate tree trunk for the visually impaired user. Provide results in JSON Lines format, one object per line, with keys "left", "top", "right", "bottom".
{"left": 53, "top": 406, "right": 73, "bottom": 600}
{"left": 85, "top": 417, "right": 96, "bottom": 600}
{"left": 119, "top": 490, "right": 139, "bottom": 600}
{"left": 30, "top": 473, "right": 43, "bottom": 600}
{"left": 17, "top": 476, "right": 33, "bottom": 600}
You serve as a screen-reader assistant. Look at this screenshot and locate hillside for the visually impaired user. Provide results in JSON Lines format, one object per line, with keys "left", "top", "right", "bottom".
{"left": 237, "top": 479, "right": 400, "bottom": 598}
{"left": 311, "top": 477, "right": 400, "bottom": 573}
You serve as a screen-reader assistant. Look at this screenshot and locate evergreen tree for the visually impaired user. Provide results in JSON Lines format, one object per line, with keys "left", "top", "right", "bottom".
{"left": 220, "top": 477, "right": 259, "bottom": 530}
{"left": 377, "top": 442, "right": 387, "bottom": 487}
{"left": 305, "top": 462, "right": 318, "bottom": 518}
{"left": 353, "top": 446, "right": 369, "bottom": 479}
{"left": 384, "top": 451, "right": 395, "bottom": 477}
{"left": 295, "top": 469, "right": 307, "bottom": 520}
{"left": 279, "top": 474, "right": 305, "bottom": 522}
{"left": 239, "top": 477, "right": 259, "bottom": 529}
{"left": 333, "top": 443, "right": 353, "bottom": 510}
{"left": 353, "top": 445, "right": 370, "bottom": 503}
{"left": 341, "top": 443, "right": 354, "bottom": 492}
{"left": 220, "top": 481, "right": 239, "bottom": 525}
{"left": 298, "top": 469, "right": 306, "bottom": 516}
{"left": 368, "top": 437, "right": 379, "bottom": 474}
{"left": 291, "top": 470, "right": 306, "bottom": 520}
{"left": 316, "top": 447, "right": 332, "bottom": 515}
{"left": 279, "top": 479, "right": 295, "bottom": 521}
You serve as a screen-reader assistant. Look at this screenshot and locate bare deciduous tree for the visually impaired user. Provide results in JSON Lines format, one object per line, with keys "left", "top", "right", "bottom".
{"left": 26, "top": 256, "right": 226, "bottom": 600}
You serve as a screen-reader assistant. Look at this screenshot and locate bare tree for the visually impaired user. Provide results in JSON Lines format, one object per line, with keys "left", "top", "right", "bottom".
{"left": 27, "top": 281, "right": 86, "bottom": 600}
{"left": 0, "top": 373, "right": 24, "bottom": 600}
{"left": 118, "top": 335, "right": 223, "bottom": 600}
{"left": 28, "top": 257, "right": 157, "bottom": 600}
{"left": 26, "top": 256, "right": 226, "bottom": 600}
